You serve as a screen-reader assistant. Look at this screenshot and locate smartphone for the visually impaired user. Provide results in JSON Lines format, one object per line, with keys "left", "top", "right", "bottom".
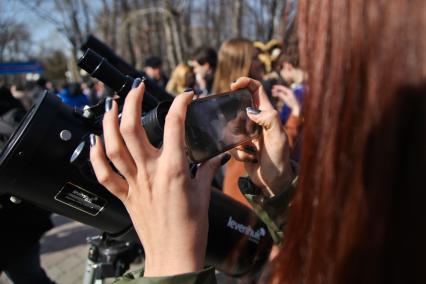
{"left": 185, "top": 88, "right": 260, "bottom": 163}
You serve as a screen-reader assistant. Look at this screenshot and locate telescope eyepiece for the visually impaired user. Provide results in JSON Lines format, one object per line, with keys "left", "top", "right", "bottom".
{"left": 77, "top": 49, "right": 102, "bottom": 75}
{"left": 78, "top": 49, "right": 130, "bottom": 95}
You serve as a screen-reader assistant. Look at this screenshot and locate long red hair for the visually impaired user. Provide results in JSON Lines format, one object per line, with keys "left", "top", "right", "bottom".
{"left": 270, "top": 1, "right": 426, "bottom": 283}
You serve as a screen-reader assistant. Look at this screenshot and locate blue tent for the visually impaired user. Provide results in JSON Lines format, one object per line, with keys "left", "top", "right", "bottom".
{"left": 0, "top": 61, "right": 44, "bottom": 75}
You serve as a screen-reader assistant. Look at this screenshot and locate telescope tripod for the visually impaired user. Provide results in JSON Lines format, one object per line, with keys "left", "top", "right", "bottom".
{"left": 82, "top": 233, "right": 143, "bottom": 284}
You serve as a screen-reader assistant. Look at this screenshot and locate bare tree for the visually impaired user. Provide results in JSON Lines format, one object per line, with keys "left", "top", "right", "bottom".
{"left": 14, "top": 0, "right": 293, "bottom": 78}
{"left": 0, "top": 18, "right": 31, "bottom": 62}
{"left": 18, "top": 0, "right": 95, "bottom": 79}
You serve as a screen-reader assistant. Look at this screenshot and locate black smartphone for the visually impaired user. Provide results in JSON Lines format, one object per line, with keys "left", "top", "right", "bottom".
{"left": 185, "top": 88, "right": 260, "bottom": 163}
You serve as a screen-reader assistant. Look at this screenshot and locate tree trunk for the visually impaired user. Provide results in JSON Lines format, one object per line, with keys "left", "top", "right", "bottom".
{"left": 121, "top": 0, "right": 137, "bottom": 66}
{"left": 232, "top": 0, "right": 243, "bottom": 37}
{"left": 266, "top": 0, "right": 279, "bottom": 40}
{"left": 162, "top": 10, "right": 177, "bottom": 69}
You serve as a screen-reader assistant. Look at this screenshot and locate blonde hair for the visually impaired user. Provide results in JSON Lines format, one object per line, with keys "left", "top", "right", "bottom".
{"left": 212, "top": 38, "right": 254, "bottom": 94}
{"left": 166, "top": 64, "right": 194, "bottom": 96}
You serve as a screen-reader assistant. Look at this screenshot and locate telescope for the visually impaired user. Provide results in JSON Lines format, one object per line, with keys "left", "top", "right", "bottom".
{"left": 0, "top": 41, "right": 273, "bottom": 277}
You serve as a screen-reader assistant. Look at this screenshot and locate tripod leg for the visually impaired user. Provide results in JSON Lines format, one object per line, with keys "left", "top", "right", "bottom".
{"left": 82, "top": 258, "right": 96, "bottom": 284}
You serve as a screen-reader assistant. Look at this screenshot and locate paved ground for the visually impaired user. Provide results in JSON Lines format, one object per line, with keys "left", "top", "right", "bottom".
{"left": 0, "top": 214, "right": 239, "bottom": 284}
{"left": 1, "top": 214, "right": 103, "bottom": 284}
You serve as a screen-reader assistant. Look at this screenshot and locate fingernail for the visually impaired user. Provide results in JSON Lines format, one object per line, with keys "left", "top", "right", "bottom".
{"left": 89, "top": 134, "right": 96, "bottom": 147}
{"left": 246, "top": 107, "right": 261, "bottom": 115}
{"left": 220, "top": 154, "right": 231, "bottom": 166}
{"left": 232, "top": 79, "right": 237, "bottom": 83}
{"left": 190, "top": 163, "right": 199, "bottom": 178}
{"left": 105, "top": 97, "right": 113, "bottom": 112}
{"left": 244, "top": 145, "right": 257, "bottom": 154}
{"left": 132, "top": 77, "right": 142, "bottom": 89}
{"left": 184, "top": 88, "right": 193, "bottom": 93}
{"left": 194, "top": 88, "right": 203, "bottom": 96}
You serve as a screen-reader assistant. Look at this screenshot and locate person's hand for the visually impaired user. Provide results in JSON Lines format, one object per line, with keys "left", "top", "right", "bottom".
{"left": 90, "top": 79, "right": 225, "bottom": 276}
{"left": 229, "top": 77, "right": 294, "bottom": 197}
{"left": 272, "top": 84, "right": 301, "bottom": 117}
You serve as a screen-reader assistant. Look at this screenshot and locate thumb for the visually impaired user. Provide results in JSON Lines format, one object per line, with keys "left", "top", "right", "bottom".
{"left": 246, "top": 107, "right": 282, "bottom": 132}
{"left": 195, "top": 153, "right": 231, "bottom": 189}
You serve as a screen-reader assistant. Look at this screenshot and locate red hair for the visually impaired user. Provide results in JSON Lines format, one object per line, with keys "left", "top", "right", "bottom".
{"left": 270, "top": 1, "right": 426, "bottom": 283}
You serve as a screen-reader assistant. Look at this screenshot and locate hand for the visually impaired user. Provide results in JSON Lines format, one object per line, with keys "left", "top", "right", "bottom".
{"left": 229, "top": 77, "right": 294, "bottom": 197}
{"left": 90, "top": 80, "right": 224, "bottom": 276}
{"left": 272, "top": 84, "right": 301, "bottom": 117}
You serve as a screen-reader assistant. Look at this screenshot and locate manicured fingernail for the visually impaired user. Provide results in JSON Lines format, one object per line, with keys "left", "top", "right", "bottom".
{"left": 194, "top": 88, "right": 203, "bottom": 96}
{"left": 89, "top": 134, "right": 96, "bottom": 147}
{"left": 132, "top": 77, "right": 142, "bottom": 89}
{"left": 184, "top": 88, "right": 193, "bottom": 93}
{"left": 246, "top": 107, "right": 261, "bottom": 115}
{"left": 232, "top": 79, "right": 237, "bottom": 83}
{"left": 244, "top": 145, "right": 257, "bottom": 154}
{"left": 105, "top": 97, "right": 113, "bottom": 112}
{"left": 190, "top": 163, "right": 199, "bottom": 178}
{"left": 220, "top": 154, "right": 231, "bottom": 166}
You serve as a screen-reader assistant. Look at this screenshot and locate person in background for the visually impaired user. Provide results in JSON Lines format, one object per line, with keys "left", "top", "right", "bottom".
{"left": 81, "top": 79, "right": 99, "bottom": 105}
{"left": 212, "top": 39, "right": 264, "bottom": 94}
{"left": 213, "top": 38, "right": 265, "bottom": 207}
{"left": 271, "top": 42, "right": 306, "bottom": 161}
{"left": 0, "top": 85, "right": 55, "bottom": 284}
{"left": 190, "top": 46, "right": 217, "bottom": 95}
{"left": 10, "top": 82, "right": 34, "bottom": 110}
{"left": 58, "top": 82, "right": 89, "bottom": 108}
{"left": 143, "top": 56, "right": 168, "bottom": 90}
{"left": 10, "top": 80, "right": 48, "bottom": 110}
{"left": 271, "top": 85, "right": 302, "bottom": 161}
{"left": 165, "top": 63, "right": 196, "bottom": 96}
{"left": 36, "top": 77, "right": 57, "bottom": 94}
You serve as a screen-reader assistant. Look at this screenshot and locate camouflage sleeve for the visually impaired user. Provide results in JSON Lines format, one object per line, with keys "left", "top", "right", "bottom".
{"left": 238, "top": 175, "right": 298, "bottom": 245}
{"left": 113, "top": 266, "right": 217, "bottom": 284}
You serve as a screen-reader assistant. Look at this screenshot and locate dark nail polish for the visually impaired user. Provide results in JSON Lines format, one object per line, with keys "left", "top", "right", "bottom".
{"left": 132, "top": 77, "right": 142, "bottom": 89}
{"left": 190, "top": 163, "right": 199, "bottom": 178}
{"left": 246, "top": 107, "right": 261, "bottom": 115}
{"left": 232, "top": 79, "right": 237, "bottom": 83}
{"left": 194, "top": 88, "right": 203, "bottom": 96}
{"left": 105, "top": 97, "right": 113, "bottom": 112}
{"left": 244, "top": 145, "right": 257, "bottom": 154}
{"left": 220, "top": 154, "right": 231, "bottom": 166}
{"left": 89, "top": 134, "right": 96, "bottom": 147}
{"left": 184, "top": 88, "right": 193, "bottom": 93}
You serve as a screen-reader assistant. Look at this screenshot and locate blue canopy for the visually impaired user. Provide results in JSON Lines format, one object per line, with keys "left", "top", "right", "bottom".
{"left": 0, "top": 61, "right": 44, "bottom": 75}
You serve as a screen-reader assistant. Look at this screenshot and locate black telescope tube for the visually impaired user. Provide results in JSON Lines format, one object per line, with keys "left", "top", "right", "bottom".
{"left": 81, "top": 35, "right": 173, "bottom": 102}
{"left": 81, "top": 35, "right": 140, "bottom": 78}
{"left": 78, "top": 49, "right": 158, "bottom": 112}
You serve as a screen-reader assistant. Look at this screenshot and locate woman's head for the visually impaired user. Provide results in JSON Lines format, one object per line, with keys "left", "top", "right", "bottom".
{"left": 165, "top": 63, "right": 195, "bottom": 95}
{"left": 272, "top": 1, "right": 426, "bottom": 283}
{"left": 213, "top": 38, "right": 262, "bottom": 93}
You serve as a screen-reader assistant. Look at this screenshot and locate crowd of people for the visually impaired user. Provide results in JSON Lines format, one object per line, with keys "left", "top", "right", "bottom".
{"left": 1, "top": 0, "right": 426, "bottom": 283}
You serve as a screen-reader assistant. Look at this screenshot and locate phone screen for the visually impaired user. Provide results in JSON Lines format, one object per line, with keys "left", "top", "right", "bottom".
{"left": 185, "top": 88, "right": 259, "bottom": 163}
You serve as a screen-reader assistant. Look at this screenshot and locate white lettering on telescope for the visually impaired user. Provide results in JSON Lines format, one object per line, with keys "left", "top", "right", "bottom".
{"left": 226, "top": 216, "right": 266, "bottom": 244}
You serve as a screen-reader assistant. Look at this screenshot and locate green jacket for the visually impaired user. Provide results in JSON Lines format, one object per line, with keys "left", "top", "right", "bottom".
{"left": 115, "top": 176, "right": 298, "bottom": 284}
{"left": 114, "top": 266, "right": 217, "bottom": 284}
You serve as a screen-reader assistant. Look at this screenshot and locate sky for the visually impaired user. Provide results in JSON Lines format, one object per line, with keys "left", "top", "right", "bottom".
{"left": 4, "top": 0, "right": 72, "bottom": 55}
